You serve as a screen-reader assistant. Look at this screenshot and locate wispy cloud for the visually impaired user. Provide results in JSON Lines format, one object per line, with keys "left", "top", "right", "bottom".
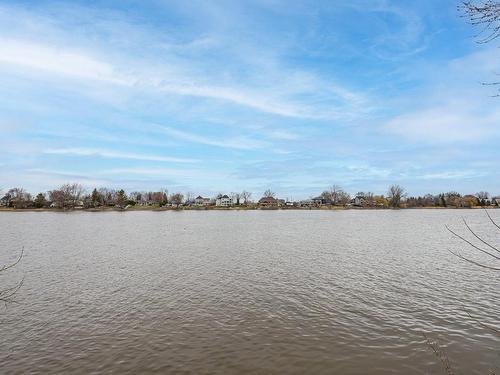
{"left": 385, "top": 104, "right": 500, "bottom": 143}
{"left": 156, "top": 126, "right": 267, "bottom": 150}
{"left": 43, "top": 148, "right": 198, "bottom": 163}
{"left": 0, "top": 35, "right": 365, "bottom": 120}
{"left": 0, "top": 1, "right": 498, "bottom": 196}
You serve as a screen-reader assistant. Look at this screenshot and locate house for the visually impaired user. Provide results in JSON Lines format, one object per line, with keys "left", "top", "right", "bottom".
{"left": 0, "top": 194, "right": 11, "bottom": 207}
{"left": 216, "top": 195, "right": 233, "bottom": 207}
{"left": 312, "top": 196, "right": 324, "bottom": 206}
{"left": 492, "top": 197, "right": 500, "bottom": 206}
{"left": 194, "top": 196, "right": 211, "bottom": 206}
{"left": 312, "top": 196, "right": 332, "bottom": 206}
{"left": 352, "top": 195, "right": 366, "bottom": 207}
{"left": 299, "top": 199, "right": 315, "bottom": 207}
{"left": 258, "top": 196, "right": 278, "bottom": 206}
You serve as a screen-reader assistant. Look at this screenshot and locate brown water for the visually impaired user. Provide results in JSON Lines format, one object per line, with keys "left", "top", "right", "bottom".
{"left": 0, "top": 209, "right": 499, "bottom": 374}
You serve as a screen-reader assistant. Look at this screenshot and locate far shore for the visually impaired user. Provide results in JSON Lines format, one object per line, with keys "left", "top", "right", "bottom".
{"left": 0, "top": 205, "right": 497, "bottom": 212}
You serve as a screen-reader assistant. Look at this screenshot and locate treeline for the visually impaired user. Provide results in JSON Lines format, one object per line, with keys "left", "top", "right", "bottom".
{"left": 0, "top": 184, "right": 173, "bottom": 209}
{"left": 0, "top": 183, "right": 498, "bottom": 209}
{"left": 315, "top": 185, "right": 498, "bottom": 208}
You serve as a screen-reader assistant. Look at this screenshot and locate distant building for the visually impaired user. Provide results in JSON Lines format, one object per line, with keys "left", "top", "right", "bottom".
{"left": 258, "top": 196, "right": 278, "bottom": 206}
{"left": 195, "top": 196, "right": 211, "bottom": 206}
{"left": 312, "top": 196, "right": 332, "bottom": 206}
{"left": 312, "top": 196, "right": 323, "bottom": 206}
{"left": 299, "top": 199, "right": 315, "bottom": 207}
{"left": 216, "top": 195, "right": 233, "bottom": 207}
{"left": 352, "top": 195, "right": 366, "bottom": 207}
{"left": 492, "top": 197, "right": 500, "bottom": 206}
{"left": 0, "top": 194, "right": 11, "bottom": 207}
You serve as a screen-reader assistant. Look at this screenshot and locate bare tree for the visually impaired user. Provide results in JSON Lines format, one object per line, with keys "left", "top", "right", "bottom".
{"left": 169, "top": 193, "right": 184, "bottom": 207}
{"left": 231, "top": 192, "right": 241, "bottom": 205}
{"left": 387, "top": 185, "right": 406, "bottom": 208}
{"left": 460, "top": 1, "right": 500, "bottom": 43}
{"left": 151, "top": 191, "right": 168, "bottom": 206}
{"left": 460, "top": 1, "right": 500, "bottom": 95}
{"left": 97, "top": 188, "right": 115, "bottom": 206}
{"left": 365, "top": 192, "right": 375, "bottom": 207}
{"left": 241, "top": 191, "right": 252, "bottom": 205}
{"left": 329, "top": 185, "right": 343, "bottom": 205}
{"left": 7, "top": 188, "right": 32, "bottom": 209}
{"left": 49, "top": 183, "right": 84, "bottom": 209}
{"left": 476, "top": 191, "right": 490, "bottom": 205}
{"left": 185, "top": 192, "right": 194, "bottom": 205}
{"left": 263, "top": 189, "right": 276, "bottom": 198}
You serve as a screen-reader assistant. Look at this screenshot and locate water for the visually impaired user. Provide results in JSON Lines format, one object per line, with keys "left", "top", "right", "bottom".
{"left": 1, "top": 209, "right": 499, "bottom": 374}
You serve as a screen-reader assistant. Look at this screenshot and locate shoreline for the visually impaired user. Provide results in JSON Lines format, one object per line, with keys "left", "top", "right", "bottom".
{"left": 0, "top": 206, "right": 497, "bottom": 212}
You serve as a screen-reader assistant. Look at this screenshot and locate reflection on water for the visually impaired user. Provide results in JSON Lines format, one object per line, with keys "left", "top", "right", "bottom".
{"left": 0, "top": 209, "right": 499, "bottom": 374}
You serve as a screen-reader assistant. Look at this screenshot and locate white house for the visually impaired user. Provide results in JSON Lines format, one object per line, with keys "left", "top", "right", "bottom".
{"left": 215, "top": 195, "right": 233, "bottom": 207}
{"left": 194, "top": 196, "right": 211, "bottom": 206}
{"left": 0, "top": 194, "right": 11, "bottom": 207}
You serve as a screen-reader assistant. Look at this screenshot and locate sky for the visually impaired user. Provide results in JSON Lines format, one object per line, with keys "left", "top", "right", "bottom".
{"left": 0, "top": 0, "right": 499, "bottom": 199}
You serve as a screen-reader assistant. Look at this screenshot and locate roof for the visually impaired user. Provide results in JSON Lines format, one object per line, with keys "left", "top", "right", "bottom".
{"left": 220, "top": 194, "right": 230, "bottom": 199}
{"left": 259, "top": 196, "right": 277, "bottom": 203}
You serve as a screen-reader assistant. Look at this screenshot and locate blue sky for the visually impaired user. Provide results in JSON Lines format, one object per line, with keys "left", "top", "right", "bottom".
{"left": 0, "top": 0, "right": 499, "bottom": 198}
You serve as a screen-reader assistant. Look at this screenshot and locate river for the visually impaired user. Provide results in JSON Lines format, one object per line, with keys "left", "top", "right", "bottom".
{"left": 1, "top": 209, "right": 499, "bottom": 374}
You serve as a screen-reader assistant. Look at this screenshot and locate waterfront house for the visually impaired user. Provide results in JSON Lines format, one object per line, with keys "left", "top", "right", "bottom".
{"left": 258, "top": 196, "right": 278, "bottom": 207}
{"left": 216, "top": 195, "right": 233, "bottom": 207}
{"left": 299, "top": 199, "right": 315, "bottom": 207}
{"left": 352, "top": 195, "right": 366, "bottom": 207}
{"left": 312, "top": 196, "right": 324, "bottom": 206}
{"left": 312, "top": 196, "right": 332, "bottom": 206}
{"left": 0, "top": 194, "right": 11, "bottom": 207}
{"left": 195, "top": 196, "right": 211, "bottom": 206}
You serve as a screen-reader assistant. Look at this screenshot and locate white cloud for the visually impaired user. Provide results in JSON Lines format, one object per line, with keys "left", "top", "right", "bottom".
{"left": 0, "top": 36, "right": 366, "bottom": 120}
{"left": 416, "top": 170, "right": 484, "bottom": 180}
{"left": 384, "top": 47, "right": 500, "bottom": 143}
{"left": 43, "top": 148, "right": 198, "bottom": 163}
{"left": 0, "top": 38, "right": 127, "bottom": 85}
{"left": 156, "top": 126, "right": 267, "bottom": 150}
{"left": 385, "top": 104, "right": 500, "bottom": 143}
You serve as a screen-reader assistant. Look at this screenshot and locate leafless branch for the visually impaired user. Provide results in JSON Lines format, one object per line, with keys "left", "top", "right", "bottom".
{"left": 463, "top": 306, "right": 500, "bottom": 335}
{"left": 0, "top": 246, "right": 24, "bottom": 272}
{"left": 484, "top": 208, "right": 500, "bottom": 230}
{"left": 0, "top": 278, "right": 24, "bottom": 306}
{"left": 447, "top": 248, "right": 500, "bottom": 270}
{"left": 423, "top": 333, "right": 455, "bottom": 375}
{"left": 461, "top": 218, "right": 500, "bottom": 253}
{"left": 0, "top": 247, "right": 25, "bottom": 307}
{"left": 460, "top": 1, "right": 500, "bottom": 43}
{"left": 446, "top": 225, "right": 500, "bottom": 261}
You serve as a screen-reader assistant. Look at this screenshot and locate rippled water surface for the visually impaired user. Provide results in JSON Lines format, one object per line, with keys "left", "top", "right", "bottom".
{"left": 1, "top": 209, "right": 499, "bottom": 374}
